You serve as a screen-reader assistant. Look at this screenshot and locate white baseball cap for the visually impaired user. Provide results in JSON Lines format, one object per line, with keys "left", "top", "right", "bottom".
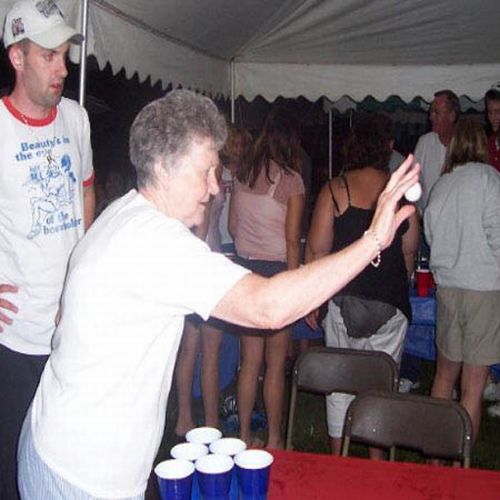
{"left": 3, "top": 0, "right": 83, "bottom": 49}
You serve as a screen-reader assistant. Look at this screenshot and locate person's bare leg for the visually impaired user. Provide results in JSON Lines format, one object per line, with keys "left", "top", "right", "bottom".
{"left": 200, "top": 322, "right": 223, "bottom": 428}
{"left": 460, "top": 363, "right": 489, "bottom": 445}
{"left": 429, "top": 351, "right": 462, "bottom": 464}
{"left": 431, "top": 351, "right": 461, "bottom": 400}
{"left": 237, "top": 335, "right": 264, "bottom": 447}
{"left": 329, "top": 436, "right": 384, "bottom": 458}
{"left": 368, "top": 447, "right": 385, "bottom": 460}
{"left": 264, "top": 328, "right": 290, "bottom": 449}
{"left": 175, "top": 320, "right": 200, "bottom": 436}
{"left": 330, "top": 437, "right": 342, "bottom": 455}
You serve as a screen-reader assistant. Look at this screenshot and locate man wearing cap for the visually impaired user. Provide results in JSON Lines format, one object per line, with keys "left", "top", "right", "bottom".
{"left": 0, "top": 1, "right": 95, "bottom": 498}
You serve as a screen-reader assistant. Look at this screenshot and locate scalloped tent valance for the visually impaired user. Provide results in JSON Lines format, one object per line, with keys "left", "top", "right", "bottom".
{"left": 1, "top": 0, "right": 499, "bottom": 103}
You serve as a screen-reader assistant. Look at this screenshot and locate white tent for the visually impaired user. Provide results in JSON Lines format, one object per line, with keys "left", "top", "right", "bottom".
{"left": 1, "top": 0, "right": 499, "bottom": 103}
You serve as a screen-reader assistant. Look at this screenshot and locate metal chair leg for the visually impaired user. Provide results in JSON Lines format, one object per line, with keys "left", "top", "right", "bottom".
{"left": 285, "top": 384, "right": 297, "bottom": 450}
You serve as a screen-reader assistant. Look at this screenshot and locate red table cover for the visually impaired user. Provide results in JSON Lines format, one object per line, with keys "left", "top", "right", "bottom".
{"left": 269, "top": 450, "right": 500, "bottom": 499}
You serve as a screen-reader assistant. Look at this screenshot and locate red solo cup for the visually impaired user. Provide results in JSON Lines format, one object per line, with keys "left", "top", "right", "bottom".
{"left": 416, "top": 269, "right": 433, "bottom": 297}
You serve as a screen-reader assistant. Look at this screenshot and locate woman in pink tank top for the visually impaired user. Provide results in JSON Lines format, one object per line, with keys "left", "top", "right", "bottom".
{"left": 229, "top": 111, "right": 305, "bottom": 448}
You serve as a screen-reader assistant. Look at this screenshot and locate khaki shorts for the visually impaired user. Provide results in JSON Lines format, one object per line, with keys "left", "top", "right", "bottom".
{"left": 436, "top": 287, "right": 500, "bottom": 366}
{"left": 323, "top": 301, "right": 408, "bottom": 438}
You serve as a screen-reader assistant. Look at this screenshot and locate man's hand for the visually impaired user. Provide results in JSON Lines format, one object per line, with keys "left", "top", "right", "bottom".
{"left": 0, "top": 284, "right": 19, "bottom": 332}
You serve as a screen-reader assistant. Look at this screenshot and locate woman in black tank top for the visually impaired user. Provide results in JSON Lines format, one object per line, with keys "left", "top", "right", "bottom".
{"left": 305, "top": 114, "right": 419, "bottom": 456}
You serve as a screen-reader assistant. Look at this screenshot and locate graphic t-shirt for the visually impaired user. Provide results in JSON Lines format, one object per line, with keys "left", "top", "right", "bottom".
{"left": 0, "top": 97, "right": 94, "bottom": 354}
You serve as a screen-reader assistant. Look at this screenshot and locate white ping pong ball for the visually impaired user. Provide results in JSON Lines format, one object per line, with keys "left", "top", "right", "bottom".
{"left": 404, "top": 182, "right": 422, "bottom": 202}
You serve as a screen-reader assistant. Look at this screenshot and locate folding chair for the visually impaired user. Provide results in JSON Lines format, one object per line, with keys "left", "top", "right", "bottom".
{"left": 285, "top": 347, "right": 398, "bottom": 450}
{"left": 341, "top": 390, "right": 473, "bottom": 467}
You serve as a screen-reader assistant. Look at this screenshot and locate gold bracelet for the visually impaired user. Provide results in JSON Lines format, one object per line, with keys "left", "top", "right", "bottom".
{"left": 363, "top": 230, "right": 382, "bottom": 268}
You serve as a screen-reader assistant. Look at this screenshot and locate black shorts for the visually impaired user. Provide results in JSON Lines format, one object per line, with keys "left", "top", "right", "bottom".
{"left": 233, "top": 256, "right": 287, "bottom": 278}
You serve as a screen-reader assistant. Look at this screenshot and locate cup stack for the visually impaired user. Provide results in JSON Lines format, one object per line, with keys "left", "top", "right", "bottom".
{"left": 154, "top": 426, "right": 273, "bottom": 499}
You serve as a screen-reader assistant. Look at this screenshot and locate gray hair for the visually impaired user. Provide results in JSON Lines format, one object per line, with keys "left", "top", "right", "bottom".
{"left": 129, "top": 89, "right": 227, "bottom": 188}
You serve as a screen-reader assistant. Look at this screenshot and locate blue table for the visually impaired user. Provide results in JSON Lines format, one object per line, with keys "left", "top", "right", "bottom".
{"left": 402, "top": 289, "right": 500, "bottom": 378}
{"left": 292, "top": 318, "right": 324, "bottom": 341}
{"left": 403, "top": 288, "right": 437, "bottom": 360}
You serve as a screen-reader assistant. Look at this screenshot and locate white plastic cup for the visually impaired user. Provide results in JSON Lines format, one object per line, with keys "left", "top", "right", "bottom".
{"left": 195, "top": 454, "right": 234, "bottom": 499}
{"left": 234, "top": 449, "right": 274, "bottom": 500}
{"left": 209, "top": 438, "right": 247, "bottom": 498}
{"left": 154, "top": 459, "right": 195, "bottom": 500}
{"left": 170, "top": 442, "right": 209, "bottom": 462}
{"left": 209, "top": 437, "right": 247, "bottom": 457}
{"left": 185, "top": 426, "right": 222, "bottom": 445}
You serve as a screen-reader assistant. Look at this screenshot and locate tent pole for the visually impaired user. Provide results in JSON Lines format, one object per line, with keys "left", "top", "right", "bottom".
{"left": 328, "top": 110, "right": 332, "bottom": 180}
{"left": 78, "top": 0, "right": 89, "bottom": 107}
{"left": 230, "top": 59, "right": 235, "bottom": 124}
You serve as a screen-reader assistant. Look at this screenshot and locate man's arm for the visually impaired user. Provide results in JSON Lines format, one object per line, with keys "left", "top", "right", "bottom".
{"left": 402, "top": 211, "right": 420, "bottom": 279}
{"left": 83, "top": 184, "right": 96, "bottom": 231}
{"left": 285, "top": 193, "right": 304, "bottom": 270}
{"left": 213, "top": 156, "right": 419, "bottom": 330}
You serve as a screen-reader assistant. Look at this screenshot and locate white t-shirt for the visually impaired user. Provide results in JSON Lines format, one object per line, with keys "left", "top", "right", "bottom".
{"left": 31, "top": 190, "right": 249, "bottom": 498}
{"left": 0, "top": 97, "right": 94, "bottom": 355}
{"left": 413, "top": 131, "right": 446, "bottom": 211}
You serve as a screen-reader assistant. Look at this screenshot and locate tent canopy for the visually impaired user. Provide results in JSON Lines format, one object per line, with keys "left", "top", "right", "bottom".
{"left": 2, "top": 0, "right": 499, "bottom": 102}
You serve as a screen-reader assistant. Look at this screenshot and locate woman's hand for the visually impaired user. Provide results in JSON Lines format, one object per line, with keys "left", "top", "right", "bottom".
{"left": 369, "top": 155, "right": 420, "bottom": 250}
{"left": 305, "top": 308, "right": 319, "bottom": 330}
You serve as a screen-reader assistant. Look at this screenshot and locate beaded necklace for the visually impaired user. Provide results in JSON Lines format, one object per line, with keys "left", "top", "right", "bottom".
{"left": 18, "top": 108, "right": 58, "bottom": 167}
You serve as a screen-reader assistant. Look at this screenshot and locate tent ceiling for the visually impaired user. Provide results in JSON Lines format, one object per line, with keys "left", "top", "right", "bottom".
{"left": 1, "top": 0, "right": 499, "bottom": 102}
{"left": 97, "top": 0, "right": 500, "bottom": 66}
{"left": 98, "top": 0, "right": 297, "bottom": 61}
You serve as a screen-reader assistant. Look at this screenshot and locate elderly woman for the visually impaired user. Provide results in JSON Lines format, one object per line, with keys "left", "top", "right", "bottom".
{"left": 305, "top": 114, "right": 419, "bottom": 456}
{"left": 426, "top": 117, "right": 500, "bottom": 445}
{"left": 17, "top": 90, "right": 418, "bottom": 500}
{"left": 229, "top": 111, "right": 305, "bottom": 449}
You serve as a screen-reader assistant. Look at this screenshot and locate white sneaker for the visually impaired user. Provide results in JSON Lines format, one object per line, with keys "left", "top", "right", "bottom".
{"left": 398, "top": 378, "right": 420, "bottom": 393}
{"left": 483, "top": 381, "right": 500, "bottom": 402}
{"left": 487, "top": 402, "right": 500, "bottom": 418}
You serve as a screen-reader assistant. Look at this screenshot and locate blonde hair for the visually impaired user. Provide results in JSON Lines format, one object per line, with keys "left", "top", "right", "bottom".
{"left": 221, "top": 125, "right": 252, "bottom": 165}
{"left": 442, "top": 118, "right": 488, "bottom": 174}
